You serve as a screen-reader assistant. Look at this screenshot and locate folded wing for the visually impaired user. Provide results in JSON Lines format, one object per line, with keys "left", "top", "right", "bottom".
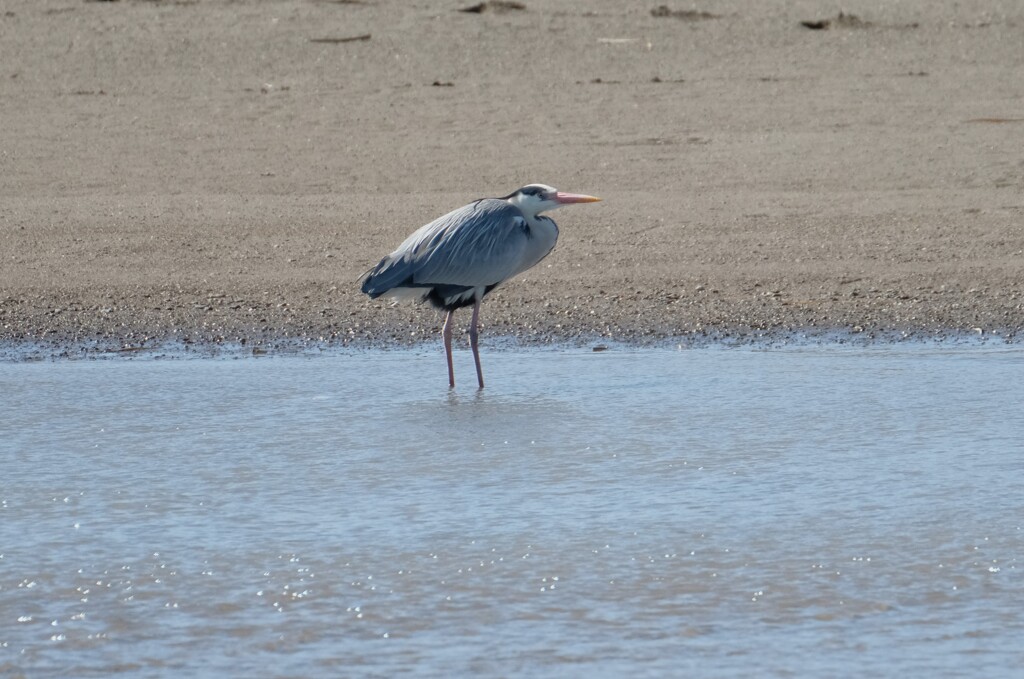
{"left": 361, "top": 199, "right": 534, "bottom": 299}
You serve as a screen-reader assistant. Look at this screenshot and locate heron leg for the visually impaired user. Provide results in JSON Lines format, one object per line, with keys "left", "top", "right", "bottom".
{"left": 442, "top": 310, "right": 455, "bottom": 388}
{"left": 469, "top": 299, "right": 484, "bottom": 390}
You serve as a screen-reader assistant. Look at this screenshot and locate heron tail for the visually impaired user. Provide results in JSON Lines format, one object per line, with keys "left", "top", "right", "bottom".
{"left": 360, "top": 255, "right": 415, "bottom": 298}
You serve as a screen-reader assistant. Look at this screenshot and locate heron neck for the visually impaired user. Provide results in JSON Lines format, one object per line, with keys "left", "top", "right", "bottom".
{"left": 522, "top": 214, "right": 559, "bottom": 268}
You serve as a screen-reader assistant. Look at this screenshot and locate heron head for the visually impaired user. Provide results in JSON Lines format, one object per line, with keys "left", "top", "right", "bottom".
{"left": 505, "top": 184, "right": 601, "bottom": 217}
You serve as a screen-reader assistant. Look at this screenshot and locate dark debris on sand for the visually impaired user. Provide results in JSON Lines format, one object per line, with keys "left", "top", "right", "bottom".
{"left": 651, "top": 6, "right": 719, "bottom": 21}
{"left": 800, "top": 11, "right": 918, "bottom": 30}
{"left": 459, "top": 1, "right": 526, "bottom": 14}
{"left": 309, "top": 34, "right": 371, "bottom": 44}
{"left": 800, "top": 12, "right": 870, "bottom": 30}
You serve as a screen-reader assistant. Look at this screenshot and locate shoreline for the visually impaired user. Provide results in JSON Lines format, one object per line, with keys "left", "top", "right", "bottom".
{"left": 2, "top": 323, "right": 1017, "bottom": 363}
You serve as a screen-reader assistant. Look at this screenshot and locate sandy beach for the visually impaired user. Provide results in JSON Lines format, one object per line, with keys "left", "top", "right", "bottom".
{"left": 2, "top": 0, "right": 1023, "bottom": 355}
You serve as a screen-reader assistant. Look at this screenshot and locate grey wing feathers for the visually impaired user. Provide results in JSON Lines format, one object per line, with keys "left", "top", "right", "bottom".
{"left": 361, "top": 200, "right": 530, "bottom": 296}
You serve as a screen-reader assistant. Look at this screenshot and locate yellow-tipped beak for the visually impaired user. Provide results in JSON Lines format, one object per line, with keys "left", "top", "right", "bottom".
{"left": 555, "top": 192, "right": 602, "bottom": 204}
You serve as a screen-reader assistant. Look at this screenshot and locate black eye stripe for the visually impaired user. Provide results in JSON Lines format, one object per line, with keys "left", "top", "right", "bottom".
{"left": 517, "top": 186, "right": 551, "bottom": 199}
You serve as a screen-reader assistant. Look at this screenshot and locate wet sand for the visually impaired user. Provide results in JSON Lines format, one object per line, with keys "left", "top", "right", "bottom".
{"left": 2, "top": 1, "right": 1023, "bottom": 355}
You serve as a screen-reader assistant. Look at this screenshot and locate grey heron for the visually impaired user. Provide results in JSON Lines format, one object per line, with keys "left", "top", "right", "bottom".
{"left": 360, "top": 184, "right": 601, "bottom": 388}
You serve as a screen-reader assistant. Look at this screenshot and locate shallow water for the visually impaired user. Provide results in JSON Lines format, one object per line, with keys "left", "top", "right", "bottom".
{"left": 1, "top": 345, "right": 1022, "bottom": 677}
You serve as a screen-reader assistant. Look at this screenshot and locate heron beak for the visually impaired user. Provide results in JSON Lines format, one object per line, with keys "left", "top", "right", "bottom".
{"left": 554, "top": 192, "right": 602, "bottom": 204}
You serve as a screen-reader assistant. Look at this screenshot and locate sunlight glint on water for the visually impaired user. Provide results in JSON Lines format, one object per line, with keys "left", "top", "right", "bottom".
{"left": 1, "top": 346, "right": 1022, "bottom": 677}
